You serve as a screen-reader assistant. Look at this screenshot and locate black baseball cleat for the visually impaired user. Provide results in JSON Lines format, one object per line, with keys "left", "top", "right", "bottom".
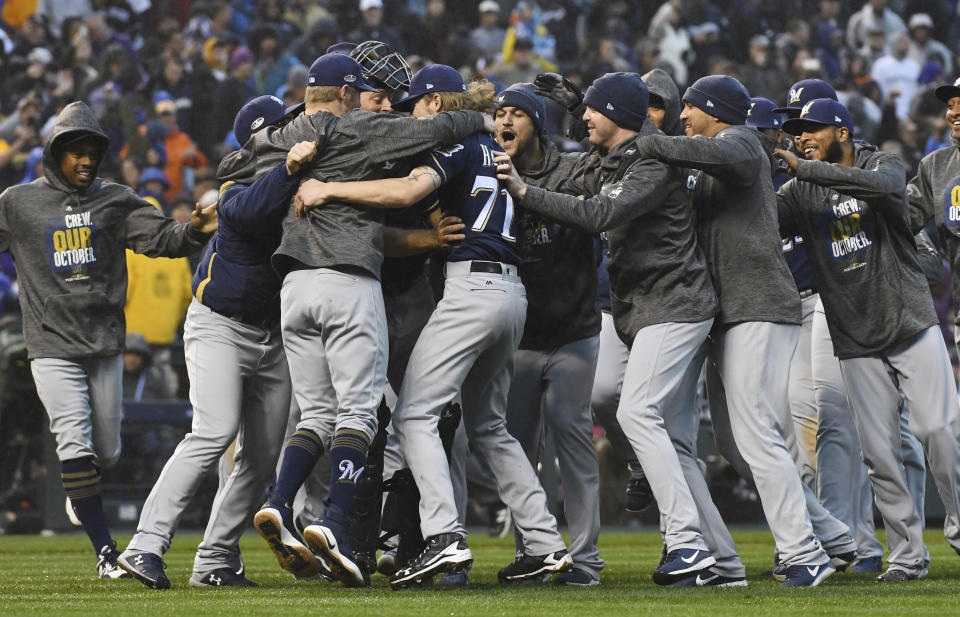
{"left": 625, "top": 476, "right": 655, "bottom": 513}
{"left": 97, "top": 541, "right": 133, "bottom": 580}
{"left": 390, "top": 533, "right": 473, "bottom": 590}
{"left": 498, "top": 549, "right": 573, "bottom": 583}
{"left": 829, "top": 549, "right": 858, "bottom": 572}
{"left": 189, "top": 567, "right": 258, "bottom": 587}
{"left": 253, "top": 502, "right": 322, "bottom": 579}
{"left": 876, "top": 568, "right": 922, "bottom": 583}
{"left": 553, "top": 567, "right": 600, "bottom": 587}
{"left": 303, "top": 508, "right": 368, "bottom": 588}
{"left": 117, "top": 549, "right": 169, "bottom": 589}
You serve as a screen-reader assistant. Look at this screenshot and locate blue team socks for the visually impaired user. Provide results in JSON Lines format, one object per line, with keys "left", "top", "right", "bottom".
{"left": 61, "top": 458, "right": 112, "bottom": 554}
{"left": 325, "top": 429, "right": 370, "bottom": 518}
{"left": 271, "top": 429, "right": 324, "bottom": 508}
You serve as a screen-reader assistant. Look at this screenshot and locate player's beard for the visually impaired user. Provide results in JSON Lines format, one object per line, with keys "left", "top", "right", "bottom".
{"left": 824, "top": 138, "right": 844, "bottom": 164}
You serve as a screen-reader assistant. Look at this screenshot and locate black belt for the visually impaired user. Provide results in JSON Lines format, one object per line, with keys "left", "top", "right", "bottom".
{"left": 470, "top": 261, "right": 505, "bottom": 274}
{"left": 225, "top": 312, "right": 279, "bottom": 330}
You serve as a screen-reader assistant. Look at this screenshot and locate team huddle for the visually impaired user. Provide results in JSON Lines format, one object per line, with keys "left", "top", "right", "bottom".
{"left": 3, "top": 37, "right": 960, "bottom": 591}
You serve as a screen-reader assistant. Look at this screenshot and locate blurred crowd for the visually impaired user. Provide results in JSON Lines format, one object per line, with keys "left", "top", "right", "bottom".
{"left": 0, "top": 0, "right": 957, "bottom": 391}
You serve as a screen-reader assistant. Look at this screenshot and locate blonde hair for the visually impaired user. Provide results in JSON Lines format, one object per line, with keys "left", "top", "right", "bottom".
{"left": 437, "top": 80, "right": 497, "bottom": 114}
{"left": 305, "top": 85, "right": 343, "bottom": 104}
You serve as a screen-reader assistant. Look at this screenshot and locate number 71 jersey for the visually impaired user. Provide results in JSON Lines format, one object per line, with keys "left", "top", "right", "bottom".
{"left": 424, "top": 132, "right": 521, "bottom": 265}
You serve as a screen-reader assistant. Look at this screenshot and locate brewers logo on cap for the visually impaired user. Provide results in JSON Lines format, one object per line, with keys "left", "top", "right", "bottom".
{"left": 789, "top": 87, "right": 805, "bottom": 104}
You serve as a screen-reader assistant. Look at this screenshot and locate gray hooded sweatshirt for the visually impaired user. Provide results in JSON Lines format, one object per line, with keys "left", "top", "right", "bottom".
{"left": 217, "top": 108, "right": 487, "bottom": 279}
{"left": 778, "top": 143, "right": 936, "bottom": 358}
{"left": 641, "top": 68, "right": 683, "bottom": 137}
{"left": 519, "top": 121, "right": 718, "bottom": 345}
{"left": 908, "top": 136, "right": 960, "bottom": 323}
{"left": 637, "top": 126, "right": 801, "bottom": 327}
{"left": 0, "top": 101, "right": 209, "bottom": 359}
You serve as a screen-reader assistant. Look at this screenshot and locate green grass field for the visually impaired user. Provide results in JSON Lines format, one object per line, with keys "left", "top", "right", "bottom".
{"left": 2, "top": 529, "right": 958, "bottom": 616}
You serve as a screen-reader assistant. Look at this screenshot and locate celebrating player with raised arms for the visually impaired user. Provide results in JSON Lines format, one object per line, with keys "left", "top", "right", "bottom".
{"left": 295, "top": 64, "right": 572, "bottom": 590}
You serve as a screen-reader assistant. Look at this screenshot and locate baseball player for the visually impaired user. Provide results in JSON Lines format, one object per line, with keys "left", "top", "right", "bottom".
{"left": 636, "top": 75, "right": 834, "bottom": 587}
{"left": 775, "top": 98, "right": 960, "bottom": 581}
{"left": 777, "top": 80, "right": 925, "bottom": 572}
{"left": 497, "top": 72, "right": 726, "bottom": 586}
{"left": 493, "top": 83, "right": 604, "bottom": 586}
{"left": 294, "top": 64, "right": 573, "bottom": 589}
{"left": 117, "top": 96, "right": 313, "bottom": 589}
{"left": 744, "top": 97, "right": 861, "bottom": 580}
{"left": 217, "top": 54, "right": 492, "bottom": 587}
{"left": 0, "top": 101, "right": 215, "bottom": 579}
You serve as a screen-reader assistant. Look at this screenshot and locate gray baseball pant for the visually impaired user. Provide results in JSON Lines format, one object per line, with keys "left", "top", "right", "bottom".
{"left": 839, "top": 324, "right": 960, "bottom": 575}
{"left": 659, "top": 336, "right": 746, "bottom": 579}
{"left": 787, "top": 292, "right": 820, "bottom": 490}
{"left": 707, "top": 321, "right": 830, "bottom": 567}
{"left": 617, "top": 320, "right": 714, "bottom": 554}
{"left": 811, "top": 300, "right": 924, "bottom": 561}
{"left": 126, "top": 300, "right": 290, "bottom": 566}
{"left": 32, "top": 355, "right": 123, "bottom": 468}
{"left": 393, "top": 262, "right": 565, "bottom": 554}
{"left": 281, "top": 268, "right": 387, "bottom": 446}
{"left": 591, "top": 311, "right": 638, "bottom": 473}
{"left": 506, "top": 335, "right": 603, "bottom": 576}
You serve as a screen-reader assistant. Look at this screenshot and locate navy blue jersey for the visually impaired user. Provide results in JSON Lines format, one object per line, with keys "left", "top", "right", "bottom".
{"left": 774, "top": 169, "right": 815, "bottom": 292}
{"left": 424, "top": 132, "right": 521, "bottom": 265}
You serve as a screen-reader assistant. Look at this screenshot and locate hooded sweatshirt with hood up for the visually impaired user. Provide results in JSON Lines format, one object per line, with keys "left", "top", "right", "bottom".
{"left": 0, "top": 101, "right": 210, "bottom": 360}
{"left": 641, "top": 68, "right": 683, "bottom": 137}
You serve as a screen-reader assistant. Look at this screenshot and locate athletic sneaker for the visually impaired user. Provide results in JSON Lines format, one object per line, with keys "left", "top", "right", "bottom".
{"left": 652, "top": 548, "right": 716, "bottom": 585}
{"left": 498, "top": 549, "right": 573, "bottom": 583}
{"left": 625, "top": 477, "right": 655, "bottom": 513}
{"left": 377, "top": 549, "right": 398, "bottom": 576}
{"left": 303, "top": 508, "right": 368, "bottom": 587}
{"left": 96, "top": 541, "right": 132, "bottom": 580}
{"left": 117, "top": 549, "right": 169, "bottom": 588}
{"left": 849, "top": 556, "right": 883, "bottom": 573}
{"left": 391, "top": 533, "right": 473, "bottom": 590}
{"left": 553, "top": 567, "right": 600, "bottom": 587}
{"left": 828, "top": 549, "right": 858, "bottom": 572}
{"left": 876, "top": 568, "right": 921, "bottom": 583}
{"left": 780, "top": 562, "right": 836, "bottom": 587}
{"left": 189, "top": 567, "right": 258, "bottom": 587}
{"left": 672, "top": 568, "right": 748, "bottom": 587}
{"left": 253, "top": 502, "right": 322, "bottom": 579}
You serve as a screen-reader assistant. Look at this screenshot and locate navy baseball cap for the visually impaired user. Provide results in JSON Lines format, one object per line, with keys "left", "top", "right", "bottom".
{"left": 774, "top": 79, "right": 838, "bottom": 117}
{"left": 306, "top": 54, "right": 378, "bottom": 92}
{"left": 746, "top": 97, "right": 784, "bottom": 130}
{"left": 233, "top": 95, "right": 301, "bottom": 146}
{"left": 392, "top": 64, "right": 467, "bottom": 112}
{"left": 935, "top": 77, "right": 960, "bottom": 103}
{"left": 781, "top": 98, "right": 853, "bottom": 136}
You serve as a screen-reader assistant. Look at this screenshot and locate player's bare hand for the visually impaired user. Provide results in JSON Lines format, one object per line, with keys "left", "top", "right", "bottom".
{"left": 191, "top": 200, "right": 218, "bottom": 233}
{"left": 483, "top": 114, "right": 497, "bottom": 135}
{"left": 294, "top": 179, "right": 331, "bottom": 217}
{"left": 434, "top": 215, "right": 465, "bottom": 247}
{"left": 494, "top": 152, "right": 526, "bottom": 200}
{"left": 773, "top": 148, "right": 800, "bottom": 175}
{"left": 286, "top": 141, "right": 318, "bottom": 175}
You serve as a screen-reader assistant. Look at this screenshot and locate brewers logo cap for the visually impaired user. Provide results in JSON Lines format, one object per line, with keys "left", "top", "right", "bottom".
{"left": 774, "top": 79, "right": 838, "bottom": 117}
{"left": 306, "top": 53, "right": 379, "bottom": 92}
{"left": 392, "top": 64, "right": 467, "bottom": 112}
{"left": 781, "top": 98, "right": 853, "bottom": 136}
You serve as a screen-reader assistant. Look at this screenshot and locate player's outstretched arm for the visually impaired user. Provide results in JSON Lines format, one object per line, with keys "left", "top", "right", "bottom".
{"left": 294, "top": 165, "right": 443, "bottom": 216}
{"left": 790, "top": 150, "right": 906, "bottom": 217}
{"left": 638, "top": 132, "right": 760, "bottom": 187}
